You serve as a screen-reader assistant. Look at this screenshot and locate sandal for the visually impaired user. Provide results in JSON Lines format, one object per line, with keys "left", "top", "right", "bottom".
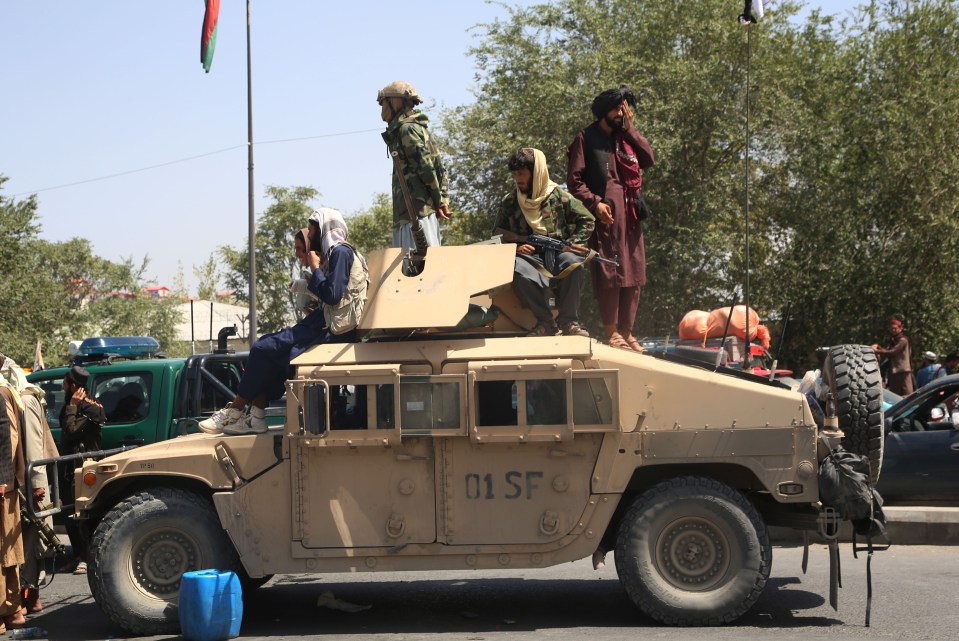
{"left": 606, "top": 332, "right": 630, "bottom": 350}
{"left": 526, "top": 322, "right": 556, "bottom": 337}
{"left": 625, "top": 336, "right": 645, "bottom": 353}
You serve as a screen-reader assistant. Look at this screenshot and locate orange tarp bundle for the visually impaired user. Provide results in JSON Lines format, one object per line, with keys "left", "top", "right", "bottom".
{"left": 678, "top": 305, "right": 771, "bottom": 349}
{"left": 678, "top": 310, "right": 710, "bottom": 340}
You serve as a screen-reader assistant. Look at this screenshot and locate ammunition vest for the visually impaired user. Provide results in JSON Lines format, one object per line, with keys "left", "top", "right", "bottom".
{"left": 322, "top": 243, "right": 369, "bottom": 335}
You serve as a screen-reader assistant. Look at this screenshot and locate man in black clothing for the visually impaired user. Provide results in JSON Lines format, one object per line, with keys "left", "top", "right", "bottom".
{"left": 59, "top": 366, "right": 104, "bottom": 574}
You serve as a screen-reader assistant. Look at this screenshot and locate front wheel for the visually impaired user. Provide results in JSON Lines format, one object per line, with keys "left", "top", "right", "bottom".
{"left": 614, "top": 476, "right": 772, "bottom": 626}
{"left": 88, "top": 487, "right": 242, "bottom": 635}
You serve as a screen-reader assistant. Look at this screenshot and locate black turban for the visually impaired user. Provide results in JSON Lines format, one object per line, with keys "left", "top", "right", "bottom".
{"left": 590, "top": 85, "right": 637, "bottom": 120}
{"left": 67, "top": 365, "right": 91, "bottom": 386}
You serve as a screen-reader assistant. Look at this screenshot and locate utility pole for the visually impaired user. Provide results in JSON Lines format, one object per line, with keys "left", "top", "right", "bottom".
{"left": 246, "top": 0, "right": 257, "bottom": 346}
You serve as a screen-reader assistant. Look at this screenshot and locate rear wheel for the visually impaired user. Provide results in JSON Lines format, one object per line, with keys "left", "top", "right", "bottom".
{"left": 614, "top": 476, "right": 771, "bottom": 626}
{"left": 823, "top": 344, "right": 884, "bottom": 484}
{"left": 88, "top": 487, "right": 242, "bottom": 635}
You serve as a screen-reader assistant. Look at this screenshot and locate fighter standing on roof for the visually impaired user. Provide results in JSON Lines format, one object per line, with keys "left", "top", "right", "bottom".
{"left": 568, "top": 86, "right": 655, "bottom": 353}
{"left": 378, "top": 81, "right": 451, "bottom": 251}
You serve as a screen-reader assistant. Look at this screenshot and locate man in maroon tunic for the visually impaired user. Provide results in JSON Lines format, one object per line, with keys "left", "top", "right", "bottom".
{"left": 872, "top": 316, "right": 914, "bottom": 396}
{"left": 567, "top": 86, "right": 655, "bottom": 352}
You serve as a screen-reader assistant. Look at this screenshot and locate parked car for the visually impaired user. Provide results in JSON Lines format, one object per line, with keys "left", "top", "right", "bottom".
{"left": 876, "top": 374, "right": 959, "bottom": 503}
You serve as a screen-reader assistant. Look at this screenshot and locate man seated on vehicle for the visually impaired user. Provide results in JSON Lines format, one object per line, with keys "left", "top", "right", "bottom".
{"left": 199, "top": 209, "right": 368, "bottom": 436}
{"left": 493, "top": 148, "right": 595, "bottom": 337}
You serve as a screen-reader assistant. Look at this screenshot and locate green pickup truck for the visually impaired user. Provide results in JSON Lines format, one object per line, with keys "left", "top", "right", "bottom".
{"left": 26, "top": 335, "right": 282, "bottom": 451}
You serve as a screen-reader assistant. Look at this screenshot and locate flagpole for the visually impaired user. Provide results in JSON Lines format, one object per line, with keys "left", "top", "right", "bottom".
{"left": 246, "top": 0, "right": 257, "bottom": 347}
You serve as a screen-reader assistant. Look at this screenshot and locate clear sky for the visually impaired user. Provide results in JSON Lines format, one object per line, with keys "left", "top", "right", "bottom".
{"left": 1, "top": 0, "right": 863, "bottom": 296}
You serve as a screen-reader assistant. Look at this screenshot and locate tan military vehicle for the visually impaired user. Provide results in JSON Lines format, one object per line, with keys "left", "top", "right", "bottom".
{"left": 66, "top": 244, "right": 882, "bottom": 634}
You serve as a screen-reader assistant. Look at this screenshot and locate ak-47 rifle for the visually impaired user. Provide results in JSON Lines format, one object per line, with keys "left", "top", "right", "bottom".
{"left": 19, "top": 488, "right": 66, "bottom": 556}
{"left": 389, "top": 150, "right": 430, "bottom": 274}
{"left": 497, "top": 229, "right": 619, "bottom": 277}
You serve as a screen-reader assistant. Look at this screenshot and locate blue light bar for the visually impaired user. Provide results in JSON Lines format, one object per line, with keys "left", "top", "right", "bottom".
{"left": 78, "top": 336, "right": 160, "bottom": 357}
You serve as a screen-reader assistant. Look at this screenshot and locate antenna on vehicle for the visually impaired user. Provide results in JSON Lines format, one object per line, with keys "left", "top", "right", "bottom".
{"left": 715, "top": 291, "right": 740, "bottom": 372}
{"left": 769, "top": 301, "right": 791, "bottom": 381}
{"left": 738, "top": 1, "right": 764, "bottom": 369}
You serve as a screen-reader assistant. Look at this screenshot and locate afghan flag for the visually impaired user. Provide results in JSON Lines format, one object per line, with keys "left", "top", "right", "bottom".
{"left": 201, "top": 0, "right": 220, "bottom": 73}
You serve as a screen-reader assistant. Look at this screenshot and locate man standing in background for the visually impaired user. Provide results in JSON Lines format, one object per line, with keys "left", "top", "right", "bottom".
{"left": 872, "top": 316, "right": 914, "bottom": 396}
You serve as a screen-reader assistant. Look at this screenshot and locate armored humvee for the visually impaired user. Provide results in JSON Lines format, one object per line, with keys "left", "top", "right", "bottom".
{"left": 64, "top": 244, "right": 882, "bottom": 634}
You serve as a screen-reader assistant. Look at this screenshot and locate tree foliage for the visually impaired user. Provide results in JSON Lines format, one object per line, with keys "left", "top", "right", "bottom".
{"left": 220, "top": 185, "right": 320, "bottom": 335}
{"left": 0, "top": 175, "right": 184, "bottom": 365}
{"left": 441, "top": 0, "right": 959, "bottom": 369}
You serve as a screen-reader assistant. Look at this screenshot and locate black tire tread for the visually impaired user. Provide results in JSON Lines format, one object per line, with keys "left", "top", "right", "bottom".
{"left": 614, "top": 476, "right": 772, "bottom": 626}
{"left": 823, "top": 345, "right": 884, "bottom": 484}
{"left": 88, "top": 487, "right": 240, "bottom": 636}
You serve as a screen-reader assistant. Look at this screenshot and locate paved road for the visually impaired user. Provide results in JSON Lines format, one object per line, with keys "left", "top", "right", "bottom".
{"left": 24, "top": 545, "right": 959, "bottom": 641}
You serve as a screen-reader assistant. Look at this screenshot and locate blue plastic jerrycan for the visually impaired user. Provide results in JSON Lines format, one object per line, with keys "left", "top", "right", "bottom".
{"left": 179, "top": 569, "right": 243, "bottom": 641}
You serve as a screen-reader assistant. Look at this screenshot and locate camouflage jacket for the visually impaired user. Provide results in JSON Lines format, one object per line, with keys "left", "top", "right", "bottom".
{"left": 494, "top": 187, "right": 595, "bottom": 246}
{"left": 382, "top": 110, "right": 450, "bottom": 227}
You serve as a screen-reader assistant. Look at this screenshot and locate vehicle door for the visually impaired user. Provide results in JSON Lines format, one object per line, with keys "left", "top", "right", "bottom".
{"left": 880, "top": 384, "right": 959, "bottom": 501}
{"left": 438, "top": 360, "right": 619, "bottom": 545}
{"left": 90, "top": 370, "right": 156, "bottom": 449}
{"left": 288, "top": 365, "right": 437, "bottom": 551}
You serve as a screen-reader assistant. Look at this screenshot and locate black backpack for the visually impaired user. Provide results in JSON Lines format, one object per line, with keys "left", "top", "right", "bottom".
{"left": 818, "top": 448, "right": 890, "bottom": 626}
{"left": 818, "top": 449, "right": 887, "bottom": 539}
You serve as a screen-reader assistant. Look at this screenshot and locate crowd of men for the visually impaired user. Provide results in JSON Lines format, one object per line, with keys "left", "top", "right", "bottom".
{"left": 378, "top": 81, "right": 655, "bottom": 350}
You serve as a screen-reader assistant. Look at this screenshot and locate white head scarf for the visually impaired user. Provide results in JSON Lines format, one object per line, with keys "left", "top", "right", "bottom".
{"left": 308, "top": 207, "right": 367, "bottom": 271}
{"left": 0, "top": 356, "right": 39, "bottom": 394}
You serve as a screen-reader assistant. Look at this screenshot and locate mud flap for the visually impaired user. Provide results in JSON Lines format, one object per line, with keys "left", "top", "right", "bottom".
{"left": 828, "top": 538, "right": 841, "bottom": 611}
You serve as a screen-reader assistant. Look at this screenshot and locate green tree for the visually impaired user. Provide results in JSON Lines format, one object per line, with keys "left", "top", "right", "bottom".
{"left": 762, "top": 0, "right": 959, "bottom": 366}
{"left": 442, "top": 0, "right": 808, "bottom": 339}
{"left": 193, "top": 257, "right": 219, "bottom": 301}
{"left": 0, "top": 177, "right": 70, "bottom": 364}
{"left": 2, "top": 176, "right": 185, "bottom": 363}
{"left": 220, "top": 185, "right": 320, "bottom": 334}
{"left": 441, "top": 0, "right": 959, "bottom": 370}
{"left": 345, "top": 193, "right": 393, "bottom": 255}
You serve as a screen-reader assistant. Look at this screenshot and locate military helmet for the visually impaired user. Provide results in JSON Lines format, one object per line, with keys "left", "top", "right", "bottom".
{"left": 377, "top": 81, "right": 423, "bottom": 105}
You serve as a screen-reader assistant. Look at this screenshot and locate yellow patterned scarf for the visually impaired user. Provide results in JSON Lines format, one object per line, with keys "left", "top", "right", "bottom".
{"left": 517, "top": 148, "right": 558, "bottom": 234}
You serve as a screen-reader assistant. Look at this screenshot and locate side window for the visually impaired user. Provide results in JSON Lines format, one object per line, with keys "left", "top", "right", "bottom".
{"left": 400, "top": 377, "right": 462, "bottom": 435}
{"left": 93, "top": 373, "right": 152, "bottom": 425}
{"left": 292, "top": 373, "right": 463, "bottom": 441}
{"left": 475, "top": 377, "right": 568, "bottom": 427}
{"left": 198, "top": 361, "right": 243, "bottom": 415}
{"left": 470, "top": 364, "right": 618, "bottom": 441}
{"left": 526, "top": 379, "right": 567, "bottom": 425}
{"left": 572, "top": 376, "right": 614, "bottom": 425}
{"left": 35, "top": 378, "right": 66, "bottom": 430}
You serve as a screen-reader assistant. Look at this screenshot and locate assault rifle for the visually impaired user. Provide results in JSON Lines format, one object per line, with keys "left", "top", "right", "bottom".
{"left": 389, "top": 150, "right": 430, "bottom": 275}
{"left": 497, "top": 229, "right": 619, "bottom": 276}
{"left": 19, "top": 488, "right": 66, "bottom": 556}
{"left": 525, "top": 234, "right": 619, "bottom": 267}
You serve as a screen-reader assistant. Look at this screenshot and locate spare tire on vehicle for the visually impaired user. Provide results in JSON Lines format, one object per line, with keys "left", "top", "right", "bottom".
{"left": 822, "top": 345, "right": 884, "bottom": 484}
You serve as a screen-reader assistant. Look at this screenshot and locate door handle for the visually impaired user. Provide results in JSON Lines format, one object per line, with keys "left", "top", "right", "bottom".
{"left": 950, "top": 443, "right": 959, "bottom": 452}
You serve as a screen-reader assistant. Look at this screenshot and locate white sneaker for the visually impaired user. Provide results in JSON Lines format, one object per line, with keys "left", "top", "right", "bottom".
{"left": 223, "top": 408, "right": 268, "bottom": 436}
{"left": 198, "top": 407, "right": 245, "bottom": 434}
{"left": 249, "top": 406, "right": 269, "bottom": 432}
